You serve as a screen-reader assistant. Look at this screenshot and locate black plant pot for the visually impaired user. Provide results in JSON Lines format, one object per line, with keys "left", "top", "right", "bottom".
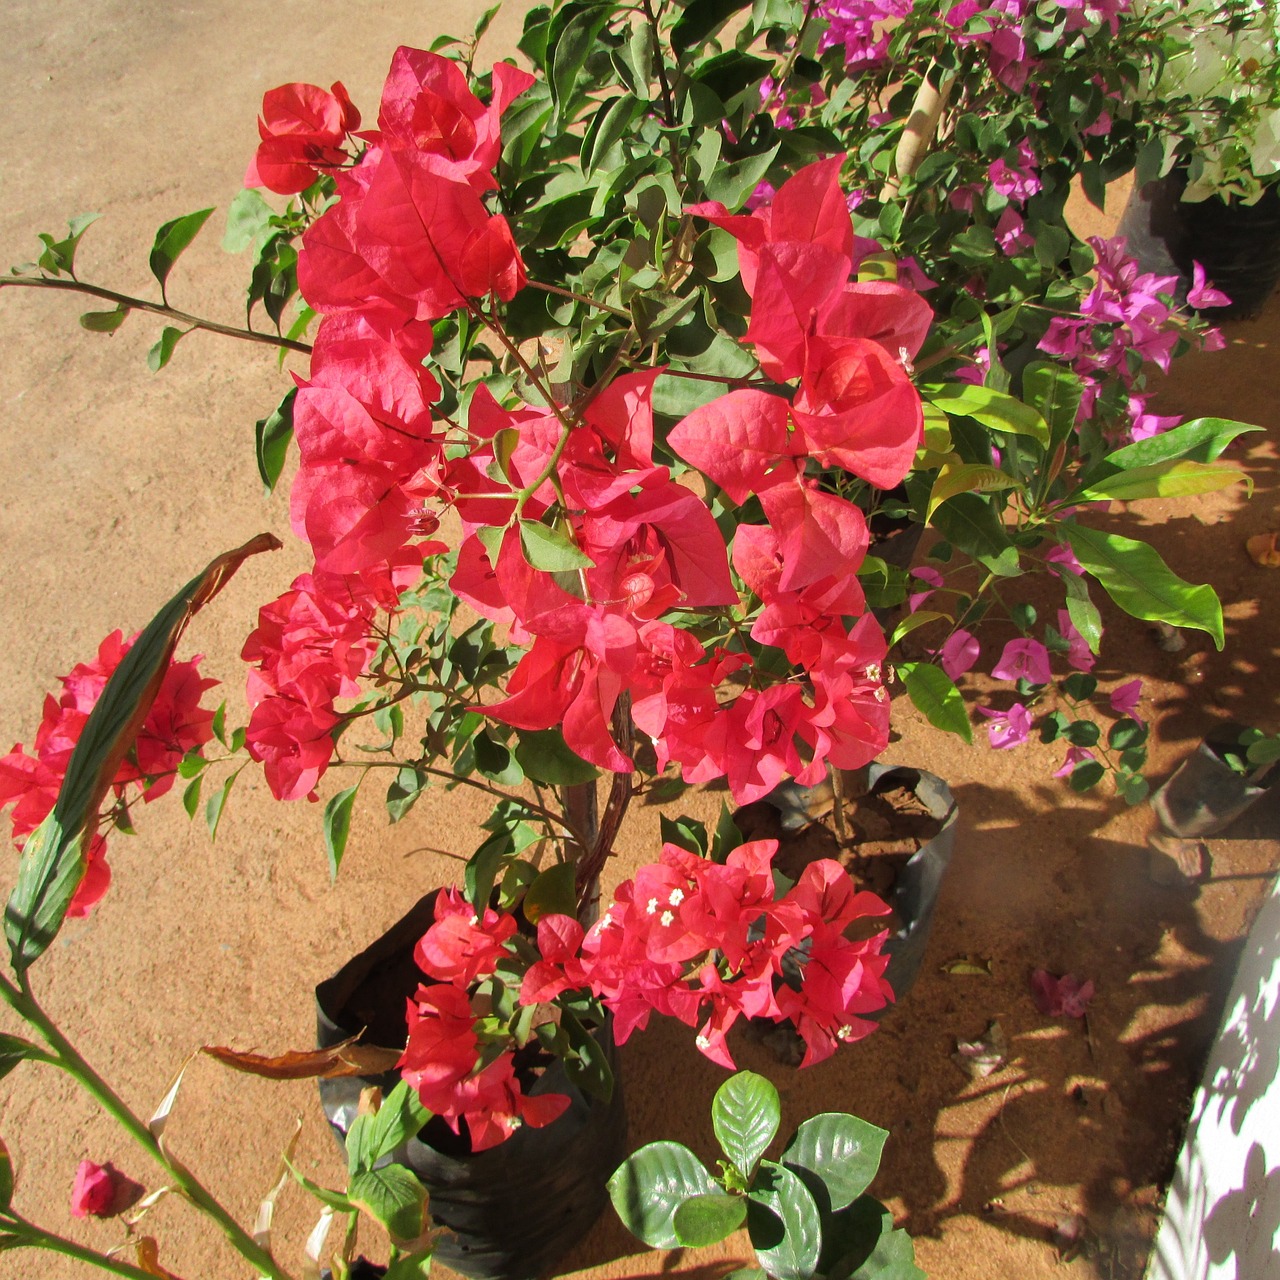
{"left": 316, "top": 894, "right": 627, "bottom": 1280}
{"left": 1118, "top": 170, "right": 1280, "bottom": 320}
{"left": 1150, "top": 726, "right": 1278, "bottom": 839}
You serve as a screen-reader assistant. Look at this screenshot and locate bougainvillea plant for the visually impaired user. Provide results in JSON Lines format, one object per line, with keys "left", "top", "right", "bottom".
{"left": 0, "top": 0, "right": 1262, "bottom": 1275}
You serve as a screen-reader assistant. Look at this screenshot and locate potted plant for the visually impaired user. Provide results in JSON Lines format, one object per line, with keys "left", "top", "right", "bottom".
{"left": 1120, "top": 0, "right": 1280, "bottom": 316}
{"left": 0, "top": 0, "right": 1262, "bottom": 1276}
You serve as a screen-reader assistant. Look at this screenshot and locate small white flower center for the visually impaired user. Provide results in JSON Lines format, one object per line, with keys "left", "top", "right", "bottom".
{"left": 646, "top": 897, "right": 659, "bottom": 914}
{"left": 661, "top": 910, "right": 674, "bottom": 927}
{"left": 668, "top": 888, "right": 684, "bottom": 906}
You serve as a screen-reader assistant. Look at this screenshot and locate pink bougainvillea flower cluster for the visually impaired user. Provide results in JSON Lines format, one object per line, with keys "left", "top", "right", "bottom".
{"left": 399, "top": 889, "right": 571, "bottom": 1151}
{"left": 0, "top": 632, "right": 217, "bottom": 916}
{"left": 246, "top": 81, "right": 361, "bottom": 195}
{"left": 1038, "top": 235, "right": 1225, "bottom": 443}
{"left": 551, "top": 840, "right": 895, "bottom": 1069}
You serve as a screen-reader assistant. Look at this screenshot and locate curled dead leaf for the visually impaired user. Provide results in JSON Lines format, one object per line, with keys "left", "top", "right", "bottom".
{"left": 1247, "top": 532, "right": 1280, "bottom": 567}
{"left": 202, "top": 1035, "right": 402, "bottom": 1080}
{"left": 941, "top": 955, "right": 992, "bottom": 976}
{"left": 135, "top": 1237, "right": 181, "bottom": 1280}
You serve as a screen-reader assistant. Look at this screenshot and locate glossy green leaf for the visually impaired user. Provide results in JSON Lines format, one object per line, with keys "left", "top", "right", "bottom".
{"left": 896, "top": 662, "right": 971, "bottom": 743}
{"left": 147, "top": 325, "right": 186, "bottom": 372}
{"left": 182, "top": 775, "right": 202, "bottom": 818}
{"left": 323, "top": 786, "right": 358, "bottom": 882}
{"left": 747, "top": 1161, "right": 822, "bottom": 1280}
{"left": 519, "top": 519, "right": 594, "bottom": 572}
{"left": 929, "top": 492, "right": 1012, "bottom": 560}
{"left": 1077, "top": 459, "right": 1246, "bottom": 504}
{"left": 583, "top": 95, "right": 641, "bottom": 177}
{"left": 712, "top": 1071, "right": 779, "bottom": 1178}
{"left": 522, "top": 861, "right": 578, "bottom": 923}
{"left": 1102, "top": 417, "right": 1261, "bottom": 470}
{"left": 514, "top": 728, "right": 599, "bottom": 785}
{"left": 1069, "top": 759, "right": 1106, "bottom": 792}
{"left": 1064, "top": 524, "right": 1223, "bottom": 648}
{"left": 674, "top": 1193, "right": 748, "bottom": 1247}
{"left": 1021, "top": 361, "right": 1083, "bottom": 440}
{"left": 348, "top": 1165, "right": 428, "bottom": 1244}
{"left": 782, "top": 1113, "right": 888, "bottom": 1212}
{"left": 889, "top": 610, "right": 948, "bottom": 648}
{"left": 79, "top": 305, "right": 129, "bottom": 333}
{"left": 255, "top": 387, "right": 296, "bottom": 493}
{"left": 149, "top": 207, "right": 215, "bottom": 299}
{"left": 926, "top": 463, "right": 1018, "bottom": 519}
{"left": 1059, "top": 569, "right": 1102, "bottom": 654}
{"left": 609, "top": 1141, "right": 716, "bottom": 1247}
{"left": 927, "top": 385, "right": 1049, "bottom": 445}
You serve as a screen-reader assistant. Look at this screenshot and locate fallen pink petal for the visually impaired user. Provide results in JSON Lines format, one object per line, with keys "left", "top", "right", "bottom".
{"left": 1030, "top": 969, "right": 1096, "bottom": 1019}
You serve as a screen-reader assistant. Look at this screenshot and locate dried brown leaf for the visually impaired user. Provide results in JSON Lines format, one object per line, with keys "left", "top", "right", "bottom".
{"left": 1247, "top": 532, "right": 1280, "bottom": 567}
{"left": 202, "top": 1035, "right": 401, "bottom": 1080}
{"left": 135, "top": 1237, "right": 182, "bottom": 1280}
{"left": 941, "top": 955, "right": 992, "bottom": 976}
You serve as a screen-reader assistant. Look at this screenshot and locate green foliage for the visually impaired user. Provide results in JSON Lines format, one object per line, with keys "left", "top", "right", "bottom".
{"left": 610, "top": 1072, "right": 917, "bottom": 1278}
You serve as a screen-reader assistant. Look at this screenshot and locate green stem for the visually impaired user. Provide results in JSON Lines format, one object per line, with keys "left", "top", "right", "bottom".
{"left": 0, "top": 276, "right": 312, "bottom": 355}
{"left": 0, "top": 973, "right": 294, "bottom": 1280}
{"left": 0, "top": 1214, "right": 166, "bottom": 1280}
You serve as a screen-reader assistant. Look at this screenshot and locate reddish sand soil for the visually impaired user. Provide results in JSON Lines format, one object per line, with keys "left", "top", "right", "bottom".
{"left": 1, "top": 5, "right": 1278, "bottom": 1280}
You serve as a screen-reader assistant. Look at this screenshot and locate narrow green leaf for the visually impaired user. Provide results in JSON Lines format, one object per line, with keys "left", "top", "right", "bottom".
{"left": 0, "top": 1136, "right": 12, "bottom": 1211}
{"left": 926, "top": 386, "right": 1049, "bottom": 445}
{"left": 1064, "top": 524, "right": 1224, "bottom": 649}
{"left": 674, "top": 1193, "right": 748, "bottom": 1247}
{"left": 608, "top": 1141, "right": 716, "bottom": 1248}
{"left": 348, "top": 1081, "right": 432, "bottom": 1174}
{"left": 1059, "top": 569, "right": 1102, "bottom": 655}
{"left": 147, "top": 326, "right": 186, "bottom": 372}
{"left": 584, "top": 96, "right": 641, "bottom": 177}
{"left": 712, "top": 1071, "right": 780, "bottom": 1179}
{"left": 205, "top": 772, "right": 237, "bottom": 841}
{"left": 324, "top": 786, "right": 359, "bottom": 882}
{"left": 782, "top": 1113, "right": 888, "bottom": 1212}
{"left": 514, "top": 728, "right": 599, "bottom": 785}
{"left": 889, "top": 610, "right": 948, "bottom": 648}
{"left": 79, "top": 305, "right": 129, "bottom": 333}
{"left": 896, "top": 662, "right": 971, "bottom": 742}
{"left": 255, "top": 387, "right": 296, "bottom": 493}
{"left": 747, "top": 1162, "right": 822, "bottom": 1280}
{"left": 519, "top": 519, "right": 594, "bottom": 572}
{"left": 348, "top": 1166, "right": 428, "bottom": 1244}
{"left": 1076, "top": 460, "right": 1246, "bottom": 504}
{"left": 149, "top": 207, "right": 215, "bottom": 298}
{"left": 523, "top": 861, "right": 578, "bottom": 923}
{"left": 182, "top": 775, "right": 203, "bottom": 819}
{"left": 673, "top": 0, "right": 753, "bottom": 47}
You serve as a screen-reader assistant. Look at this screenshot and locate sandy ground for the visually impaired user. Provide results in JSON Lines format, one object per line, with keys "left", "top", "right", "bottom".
{"left": 1, "top": 4, "right": 1278, "bottom": 1279}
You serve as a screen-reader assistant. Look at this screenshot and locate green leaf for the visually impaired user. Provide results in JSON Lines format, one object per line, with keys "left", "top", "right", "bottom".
{"left": 1101, "top": 417, "right": 1261, "bottom": 470}
{"left": 926, "top": 463, "right": 1018, "bottom": 520}
{"left": 323, "top": 786, "right": 358, "bottom": 882}
{"left": 608, "top": 1141, "right": 716, "bottom": 1248}
{"left": 712, "top": 1071, "right": 780, "bottom": 1179}
{"left": 205, "top": 772, "right": 237, "bottom": 840}
{"left": 383, "top": 1249, "right": 435, "bottom": 1280}
{"left": 1060, "top": 570, "right": 1102, "bottom": 655}
{"left": 704, "top": 144, "right": 783, "bottom": 210}
{"left": 782, "top": 1113, "right": 888, "bottom": 1212}
{"left": 896, "top": 662, "right": 971, "bottom": 743}
{"left": 514, "top": 729, "right": 599, "bottom": 785}
{"left": 5, "top": 534, "right": 278, "bottom": 971}
{"left": 255, "top": 388, "right": 296, "bottom": 493}
{"left": 660, "top": 813, "right": 708, "bottom": 857}
{"left": 1061, "top": 672, "right": 1097, "bottom": 700}
{"left": 347, "top": 1081, "right": 432, "bottom": 1175}
{"left": 222, "top": 188, "right": 275, "bottom": 254}
{"left": 1064, "top": 524, "right": 1224, "bottom": 649}
{"left": 1069, "top": 760, "right": 1106, "bottom": 792}
{"left": 149, "top": 207, "right": 215, "bottom": 299}
{"left": 1021, "top": 361, "right": 1083, "bottom": 440}
{"left": 673, "top": 0, "right": 752, "bottom": 47}
{"left": 519, "top": 519, "right": 593, "bottom": 572}
{"left": 523, "top": 861, "right": 578, "bottom": 923}
{"left": 0, "top": 1035, "right": 42, "bottom": 1083}
{"left": 583, "top": 95, "right": 642, "bottom": 177}
{"left": 79, "top": 305, "right": 129, "bottom": 333}
{"left": 1065, "top": 720, "right": 1101, "bottom": 748}
{"left": 0, "top": 1136, "right": 12, "bottom": 1211}
{"left": 550, "top": 7, "right": 612, "bottom": 126}
{"left": 182, "top": 775, "right": 203, "bottom": 818}
{"left": 674, "top": 1193, "right": 748, "bottom": 1247}
{"left": 1076, "top": 460, "right": 1246, "bottom": 504}
{"left": 36, "top": 212, "right": 101, "bottom": 276}
{"left": 927, "top": 385, "right": 1049, "bottom": 445}
{"left": 747, "top": 1161, "right": 822, "bottom": 1280}
{"left": 147, "top": 326, "right": 185, "bottom": 372}
{"left": 929, "top": 492, "right": 1012, "bottom": 560}
{"left": 348, "top": 1165, "right": 428, "bottom": 1244}
{"left": 1108, "top": 719, "right": 1147, "bottom": 751}
{"left": 1117, "top": 773, "right": 1150, "bottom": 805}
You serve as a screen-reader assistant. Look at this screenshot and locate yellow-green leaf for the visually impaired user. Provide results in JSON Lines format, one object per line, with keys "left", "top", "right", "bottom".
{"left": 927, "top": 386, "right": 1049, "bottom": 445}
{"left": 1076, "top": 460, "right": 1248, "bottom": 504}
{"left": 927, "top": 463, "right": 1018, "bottom": 520}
